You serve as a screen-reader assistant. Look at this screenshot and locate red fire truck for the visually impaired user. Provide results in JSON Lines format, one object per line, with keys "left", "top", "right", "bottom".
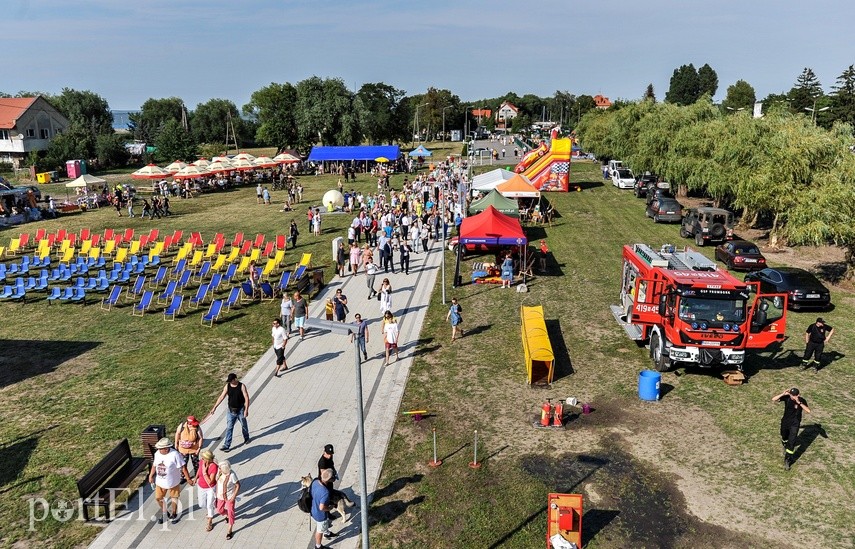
{"left": 612, "top": 244, "right": 787, "bottom": 371}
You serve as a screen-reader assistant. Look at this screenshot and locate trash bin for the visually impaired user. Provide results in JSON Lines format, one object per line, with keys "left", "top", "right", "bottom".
{"left": 638, "top": 370, "right": 661, "bottom": 401}
{"left": 141, "top": 424, "right": 166, "bottom": 462}
{"left": 37, "top": 172, "right": 51, "bottom": 184}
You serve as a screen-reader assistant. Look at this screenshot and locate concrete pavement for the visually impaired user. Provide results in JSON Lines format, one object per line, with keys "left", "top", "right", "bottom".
{"left": 89, "top": 239, "right": 444, "bottom": 549}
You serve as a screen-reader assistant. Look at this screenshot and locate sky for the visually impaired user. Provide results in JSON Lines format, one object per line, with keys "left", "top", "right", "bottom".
{"left": 6, "top": 0, "right": 855, "bottom": 111}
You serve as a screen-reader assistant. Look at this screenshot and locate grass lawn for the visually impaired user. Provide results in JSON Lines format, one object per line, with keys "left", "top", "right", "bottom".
{"left": 0, "top": 142, "right": 457, "bottom": 548}
{"left": 369, "top": 160, "right": 855, "bottom": 548}
{"left": 0, "top": 147, "right": 852, "bottom": 548}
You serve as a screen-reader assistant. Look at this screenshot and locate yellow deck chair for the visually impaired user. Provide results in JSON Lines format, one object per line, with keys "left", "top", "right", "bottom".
{"left": 113, "top": 247, "right": 128, "bottom": 265}
{"left": 129, "top": 240, "right": 141, "bottom": 255}
{"left": 272, "top": 249, "right": 285, "bottom": 267}
{"left": 298, "top": 253, "right": 312, "bottom": 268}
{"left": 6, "top": 238, "right": 21, "bottom": 257}
{"left": 0, "top": 246, "right": 5, "bottom": 258}
{"left": 261, "top": 258, "right": 277, "bottom": 279}
{"left": 55, "top": 239, "right": 70, "bottom": 259}
{"left": 59, "top": 247, "right": 75, "bottom": 264}
{"left": 78, "top": 240, "right": 92, "bottom": 256}
{"left": 236, "top": 256, "right": 251, "bottom": 274}
{"left": 225, "top": 247, "right": 240, "bottom": 263}
{"left": 212, "top": 254, "right": 227, "bottom": 272}
{"left": 188, "top": 250, "right": 203, "bottom": 267}
{"left": 203, "top": 243, "right": 217, "bottom": 259}
{"left": 248, "top": 248, "right": 261, "bottom": 262}
{"left": 103, "top": 239, "right": 116, "bottom": 257}
{"left": 38, "top": 243, "right": 51, "bottom": 261}
{"left": 89, "top": 247, "right": 102, "bottom": 261}
{"left": 172, "top": 243, "right": 192, "bottom": 265}
{"left": 149, "top": 242, "right": 164, "bottom": 260}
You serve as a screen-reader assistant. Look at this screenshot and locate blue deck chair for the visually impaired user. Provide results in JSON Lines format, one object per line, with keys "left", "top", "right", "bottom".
{"left": 158, "top": 280, "right": 178, "bottom": 303}
{"left": 149, "top": 266, "right": 168, "bottom": 288}
{"left": 259, "top": 281, "right": 275, "bottom": 301}
{"left": 277, "top": 271, "right": 291, "bottom": 295}
{"left": 293, "top": 264, "right": 307, "bottom": 281}
{"left": 126, "top": 275, "right": 147, "bottom": 302}
{"left": 224, "top": 286, "right": 241, "bottom": 310}
{"left": 222, "top": 263, "right": 237, "bottom": 282}
{"left": 189, "top": 283, "right": 209, "bottom": 308}
{"left": 201, "top": 299, "right": 224, "bottom": 327}
{"left": 132, "top": 291, "right": 154, "bottom": 316}
{"left": 176, "top": 269, "right": 192, "bottom": 289}
{"left": 240, "top": 281, "right": 255, "bottom": 303}
{"left": 163, "top": 294, "right": 184, "bottom": 320}
{"left": 100, "top": 285, "right": 122, "bottom": 310}
{"left": 208, "top": 273, "right": 223, "bottom": 293}
{"left": 195, "top": 261, "right": 211, "bottom": 282}
{"left": 171, "top": 259, "right": 187, "bottom": 278}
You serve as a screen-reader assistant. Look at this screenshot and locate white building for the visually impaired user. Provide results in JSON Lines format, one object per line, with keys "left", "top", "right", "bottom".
{"left": 0, "top": 96, "right": 69, "bottom": 168}
{"left": 495, "top": 101, "right": 519, "bottom": 130}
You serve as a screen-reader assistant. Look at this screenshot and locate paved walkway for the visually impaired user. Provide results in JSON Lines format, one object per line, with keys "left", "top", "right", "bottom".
{"left": 89, "top": 241, "right": 444, "bottom": 549}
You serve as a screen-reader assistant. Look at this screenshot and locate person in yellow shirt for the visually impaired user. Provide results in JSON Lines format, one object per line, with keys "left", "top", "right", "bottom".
{"left": 325, "top": 298, "right": 334, "bottom": 321}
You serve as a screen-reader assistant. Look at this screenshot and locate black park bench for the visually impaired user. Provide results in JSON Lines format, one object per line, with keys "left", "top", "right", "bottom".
{"left": 76, "top": 438, "right": 148, "bottom": 521}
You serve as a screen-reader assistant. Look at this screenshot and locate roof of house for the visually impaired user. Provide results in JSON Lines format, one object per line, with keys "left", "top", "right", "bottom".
{"left": 0, "top": 97, "right": 38, "bottom": 129}
{"left": 499, "top": 101, "right": 519, "bottom": 112}
{"left": 472, "top": 109, "right": 492, "bottom": 118}
{"left": 593, "top": 95, "right": 612, "bottom": 108}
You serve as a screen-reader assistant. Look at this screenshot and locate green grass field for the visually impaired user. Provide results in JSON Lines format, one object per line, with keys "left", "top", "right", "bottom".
{"left": 0, "top": 152, "right": 852, "bottom": 548}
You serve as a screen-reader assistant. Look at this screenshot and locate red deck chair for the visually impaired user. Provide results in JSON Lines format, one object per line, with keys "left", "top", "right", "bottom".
{"left": 230, "top": 232, "right": 244, "bottom": 248}
{"left": 253, "top": 233, "right": 265, "bottom": 248}
{"left": 104, "top": 228, "right": 115, "bottom": 242}
{"left": 139, "top": 234, "right": 150, "bottom": 248}
{"left": 262, "top": 241, "right": 275, "bottom": 258}
{"left": 90, "top": 234, "right": 101, "bottom": 247}
{"left": 148, "top": 228, "right": 159, "bottom": 243}
{"left": 113, "top": 234, "right": 124, "bottom": 245}
{"left": 46, "top": 233, "right": 57, "bottom": 247}
{"left": 80, "top": 228, "right": 91, "bottom": 241}
{"left": 35, "top": 228, "right": 47, "bottom": 243}
{"left": 56, "top": 228, "right": 67, "bottom": 242}
{"left": 162, "top": 234, "right": 174, "bottom": 250}
{"left": 214, "top": 233, "right": 225, "bottom": 247}
{"left": 172, "top": 230, "right": 183, "bottom": 245}
{"left": 275, "top": 234, "right": 286, "bottom": 250}
{"left": 239, "top": 240, "right": 252, "bottom": 256}
{"left": 190, "top": 232, "right": 203, "bottom": 247}
{"left": 18, "top": 233, "right": 30, "bottom": 248}
{"left": 67, "top": 233, "right": 77, "bottom": 247}
{"left": 123, "top": 228, "right": 134, "bottom": 242}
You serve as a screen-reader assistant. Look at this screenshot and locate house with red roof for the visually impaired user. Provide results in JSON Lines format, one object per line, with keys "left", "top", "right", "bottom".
{"left": 495, "top": 101, "right": 519, "bottom": 130}
{"left": 0, "top": 96, "right": 69, "bottom": 168}
{"left": 593, "top": 95, "right": 612, "bottom": 109}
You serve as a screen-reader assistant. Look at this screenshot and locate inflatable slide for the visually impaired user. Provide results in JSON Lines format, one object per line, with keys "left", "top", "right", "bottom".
{"left": 513, "top": 128, "right": 570, "bottom": 191}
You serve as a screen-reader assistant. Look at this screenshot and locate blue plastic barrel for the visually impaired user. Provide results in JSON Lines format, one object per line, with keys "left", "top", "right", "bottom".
{"left": 638, "top": 370, "right": 661, "bottom": 401}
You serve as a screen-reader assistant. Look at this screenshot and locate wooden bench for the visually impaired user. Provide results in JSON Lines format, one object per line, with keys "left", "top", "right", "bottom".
{"left": 76, "top": 438, "right": 148, "bottom": 521}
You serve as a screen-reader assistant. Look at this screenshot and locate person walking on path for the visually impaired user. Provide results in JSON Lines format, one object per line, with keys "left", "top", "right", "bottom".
{"left": 215, "top": 460, "right": 241, "bottom": 540}
{"left": 365, "top": 261, "right": 379, "bottom": 298}
{"left": 399, "top": 241, "right": 412, "bottom": 275}
{"left": 313, "top": 208, "right": 322, "bottom": 236}
{"left": 311, "top": 469, "right": 338, "bottom": 548}
{"left": 292, "top": 291, "right": 308, "bottom": 340}
{"left": 196, "top": 449, "right": 218, "bottom": 532}
{"left": 802, "top": 317, "right": 833, "bottom": 371}
{"left": 280, "top": 294, "right": 293, "bottom": 333}
{"left": 174, "top": 415, "right": 204, "bottom": 476}
{"left": 349, "top": 243, "right": 360, "bottom": 275}
{"left": 333, "top": 289, "right": 348, "bottom": 322}
{"left": 209, "top": 373, "right": 251, "bottom": 452}
{"left": 382, "top": 311, "right": 400, "bottom": 365}
{"left": 256, "top": 183, "right": 263, "bottom": 204}
{"left": 539, "top": 239, "right": 550, "bottom": 273}
{"left": 351, "top": 314, "right": 369, "bottom": 361}
{"left": 379, "top": 278, "right": 393, "bottom": 316}
{"left": 272, "top": 318, "right": 289, "bottom": 376}
{"left": 317, "top": 444, "right": 356, "bottom": 512}
{"left": 446, "top": 297, "right": 463, "bottom": 341}
{"left": 148, "top": 438, "right": 194, "bottom": 524}
{"left": 289, "top": 219, "right": 300, "bottom": 249}
{"left": 772, "top": 388, "right": 812, "bottom": 470}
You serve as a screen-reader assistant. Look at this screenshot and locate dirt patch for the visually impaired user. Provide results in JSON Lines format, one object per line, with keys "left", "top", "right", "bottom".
{"left": 521, "top": 437, "right": 781, "bottom": 548}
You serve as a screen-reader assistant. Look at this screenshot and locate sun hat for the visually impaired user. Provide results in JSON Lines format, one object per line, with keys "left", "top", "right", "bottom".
{"left": 186, "top": 415, "right": 199, "bottom": 426}
{"left": 200, "top": 449, "right": 214, "bottom": 461}
{"left": 155, "top": 437, "right": 172, "bottom": 449}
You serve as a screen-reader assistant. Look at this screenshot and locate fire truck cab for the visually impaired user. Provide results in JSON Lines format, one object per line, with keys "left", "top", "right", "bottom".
{"left": 613, "top": 244, "right": 787, "bottom": 372}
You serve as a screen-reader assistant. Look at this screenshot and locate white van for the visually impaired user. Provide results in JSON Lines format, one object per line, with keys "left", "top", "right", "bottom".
{"left": 608, "top": 160, "right": 623, "bottom": 176}
{"left": 612, "top": 168, "right": 636, "bottom": 189}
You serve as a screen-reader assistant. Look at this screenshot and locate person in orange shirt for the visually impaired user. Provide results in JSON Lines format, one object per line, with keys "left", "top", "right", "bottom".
{"left": 539, "top": 240, "right": 549, "bottom": 273}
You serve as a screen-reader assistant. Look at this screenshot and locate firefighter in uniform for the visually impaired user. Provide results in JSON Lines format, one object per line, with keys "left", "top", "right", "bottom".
{"left": 802, "top": 317, "right": 833, "bottom": 371}
{"left": 772, "top": 388, "right": 811, "bottom": 470}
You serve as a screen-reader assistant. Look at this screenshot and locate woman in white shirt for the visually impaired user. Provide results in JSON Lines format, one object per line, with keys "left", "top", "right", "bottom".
{"left": 215, "top": 460, "right": 241, "bottom": 540}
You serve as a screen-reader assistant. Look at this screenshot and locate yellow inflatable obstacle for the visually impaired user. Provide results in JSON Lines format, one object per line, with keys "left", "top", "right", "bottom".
{"left": 521, "top": 305, "right": 554, "bottom": 385}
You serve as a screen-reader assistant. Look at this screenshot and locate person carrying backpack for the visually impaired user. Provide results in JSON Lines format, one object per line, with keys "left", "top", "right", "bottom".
{"left": 310, "top": 469, "right": 337, "bottom": 548}
{"left": 174, "top": 416, "right": 204, "bottom": 476}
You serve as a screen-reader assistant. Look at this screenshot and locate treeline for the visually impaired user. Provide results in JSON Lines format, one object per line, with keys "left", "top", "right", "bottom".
{"left": 2, "top": 82, "right": 601, "bottom": 173}
{"left": 576, "top": 99, "right": 855, "bottom": 275}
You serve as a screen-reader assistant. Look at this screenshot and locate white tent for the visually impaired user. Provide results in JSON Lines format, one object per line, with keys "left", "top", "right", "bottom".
{"left": 65, "top": 173, "right": 107, "bottom": 188}
{"left": 471, "top": 168, "right": 516, "bottom": 193}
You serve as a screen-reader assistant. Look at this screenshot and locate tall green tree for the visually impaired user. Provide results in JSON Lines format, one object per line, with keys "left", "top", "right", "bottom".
{"left": 830, "top": 64, "right": 855, "bottom": 127}
{"left": 192, "top": 98, "right": 242, "bottom": 146}
{"left": 52, "top": 88, "right": 114, "bottom": 137}
{"left": 643, "top": 84, "right": 656, "bottom": 102}
{"left": 697, "top": 64, "right": 719, "bottom": 99}
{"left": 721, "top": 80, "right": 756, "bottom": 112}
{"left": 129, "top": 97, "right": 187, "bottom": 143}
{"left": 294, "top": 77, "right": 359, "bottom": 147}
{"left": 354, "top": 83, "right": 406, "bottom": 145}
{"left": 243, "top": 82, "right": 298, "bottom": 150}
{"left": 154, "top": 119, "right": 197, "bottom": 163}
{"left": 665, "top": 64, "right": 700, "bottom": 105}
{"left": 788, "top": 67, "right": 824, "bottom": 114}
{"left": 95, "top": 134, "right": 130, "bottom": 168}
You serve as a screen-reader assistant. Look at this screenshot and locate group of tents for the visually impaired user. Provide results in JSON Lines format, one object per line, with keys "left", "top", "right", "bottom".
{"left": 469, "top": 169, "right": 540, "bottom": 218}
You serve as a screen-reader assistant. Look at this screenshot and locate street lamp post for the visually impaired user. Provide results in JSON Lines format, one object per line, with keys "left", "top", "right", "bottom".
{"left": 804, "top": 98, "right": 830, "bottom": 125}
{"left": 413, "top": 102, "right": 429, "bottom": 146}
{"left": 302, "top": 317, "right": 370, "bottom": 549}
{"left": 442, "top": 106, "right": 452, "bottom": 142}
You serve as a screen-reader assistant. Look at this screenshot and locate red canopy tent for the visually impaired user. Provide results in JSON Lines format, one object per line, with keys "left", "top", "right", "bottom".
{"left": 459, "top": 205, "right": 527, "bottom": 246}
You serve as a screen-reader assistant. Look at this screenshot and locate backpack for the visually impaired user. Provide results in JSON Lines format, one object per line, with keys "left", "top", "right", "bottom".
{"left": 297, "top": 480, "right": 313, "bottom": 513}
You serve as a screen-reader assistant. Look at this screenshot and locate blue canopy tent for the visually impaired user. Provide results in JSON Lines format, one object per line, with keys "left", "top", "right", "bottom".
{"left": 308, "top": 145, "right": 400, "bottom": 162}
{"left": 408, "top": 145, "right": 433, "bottom": 157}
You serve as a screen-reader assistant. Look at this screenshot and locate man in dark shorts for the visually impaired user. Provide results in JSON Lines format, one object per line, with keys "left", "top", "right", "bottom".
{"left": 802, "top": 317, "right": 833, "bottom": 371}
{"left": 772, "top": 388, "right": 812, "bottom": 470}
{"left": 272, "top": 318, "right": 289, "bottom": 376}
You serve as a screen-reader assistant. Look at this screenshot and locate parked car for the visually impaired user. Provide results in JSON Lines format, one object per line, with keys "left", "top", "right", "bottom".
{"left": 608, "top": 160, "right": 623, "bottom": 177}
{"left": 611, "top": 168, "right": 635, "bottom": 189}
{"left": 634, "top": 173, "right": 659, "bottom": 198}
{"left": 679, "top": 207, "right": 734, "bottom": 246}
{"left": 744, "top": 267, "right": 831, "bottom": 310}
{"left": 645, "top": 197, "right": 683, "bottom": 223}
{"left": 645, "top": 182, "right": 674, "bottom": 207}
{"left": 714, "top": 240, "right": 767, "bottom": 271}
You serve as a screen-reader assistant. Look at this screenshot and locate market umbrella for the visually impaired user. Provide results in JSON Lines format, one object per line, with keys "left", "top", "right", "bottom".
{"left": 254, "top": 156, "right": 278, "bottom": 168}
{"left": 211, "top": 155, "right": 231, "bottom": 163}
{"left": 207, "top": 160, "right": 234, "bottom": 174}
{"left": 230, "top": 158, "right": 258, "bottom": 171}
{"left": 164, "top": 160, "right": 188, "bottom": 173}
{"left": 375, "top": 157, "right": 389, "bottom": 163}
{"left": 65, "top": 173, "right": 106, "bottom": 188}
{"left": 173, "top": 165, "right": 211, "bottom": 180}
{"left": 131, "top": 164, "right": 172, "bottom": 180}
{"left": 232, "top": 152, "right": 256, "bottom": 162}
{"left": 191, "top": 158, "right": 211, "bottom": 168}
{"left": 273, "top": 152, "right": 300, "bottom": 164}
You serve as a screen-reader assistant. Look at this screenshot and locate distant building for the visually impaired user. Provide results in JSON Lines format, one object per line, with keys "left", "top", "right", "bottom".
{"left": 0, "top": 96, "right": 69, "bottom": 168}
{"left": 593, "top": 95, "right": 612, "bottom": 109}
{"left": 471, "top": 108, "right": 492, "bottom": 121}
{"left": 495, "top": 101, "right": 519, "bottom": 130}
